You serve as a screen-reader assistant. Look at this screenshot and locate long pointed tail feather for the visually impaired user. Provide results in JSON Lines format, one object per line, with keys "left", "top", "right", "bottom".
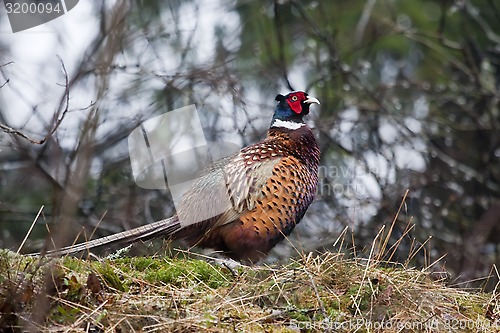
{"left": 34, "top": 216, "right": 180, "bottom": 256}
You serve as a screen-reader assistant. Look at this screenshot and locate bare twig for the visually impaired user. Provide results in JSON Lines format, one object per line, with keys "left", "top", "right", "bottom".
{"left": 0, "top": 58, "right": 71, "bottom": 145}
{"left": 354, "top": 0, "right": 377, "bottom": 45}
{"left": 273, "top": 0, "right": 294, "bottom": 91}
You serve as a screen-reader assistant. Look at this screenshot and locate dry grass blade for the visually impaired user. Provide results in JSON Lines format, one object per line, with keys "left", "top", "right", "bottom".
{"left": 376, "top": 189, "right": 409, "bottom": 262}
{"left": 17, "top": 205, "right": 44, "bottom": 254}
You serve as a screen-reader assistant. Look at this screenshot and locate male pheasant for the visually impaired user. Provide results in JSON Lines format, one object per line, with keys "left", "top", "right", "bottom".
{"left": 42, "top": 91, "right": 320, "bottom": 263}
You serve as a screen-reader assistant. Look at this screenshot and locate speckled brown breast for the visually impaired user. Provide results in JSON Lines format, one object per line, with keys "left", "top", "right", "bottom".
{"left": 219, "top": 155, "right": 318, "bottom": 263}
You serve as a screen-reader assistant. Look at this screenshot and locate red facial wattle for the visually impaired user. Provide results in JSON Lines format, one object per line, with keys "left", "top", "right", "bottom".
{"left": 286, "top": 92, "right": 306, "bottom": 114}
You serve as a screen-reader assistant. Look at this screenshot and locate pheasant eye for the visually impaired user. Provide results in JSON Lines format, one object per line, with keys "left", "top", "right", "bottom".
{"left": 291, "top": 95, "right": 298, "bottom": 101}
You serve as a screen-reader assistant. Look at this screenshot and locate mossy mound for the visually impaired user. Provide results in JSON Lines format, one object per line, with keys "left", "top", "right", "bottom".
{"left": 0, "top": 249, "right": 498, "bottom": 332}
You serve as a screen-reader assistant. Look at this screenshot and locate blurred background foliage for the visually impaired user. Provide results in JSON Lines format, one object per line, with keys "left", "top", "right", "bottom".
{"left": 0, "top": 0, "right": 498, "bottom": 289}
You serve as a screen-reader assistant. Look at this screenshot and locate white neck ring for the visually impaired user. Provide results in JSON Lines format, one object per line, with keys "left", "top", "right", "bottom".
{"left": 271, "top": 119, "right": 304, "bottom": 130}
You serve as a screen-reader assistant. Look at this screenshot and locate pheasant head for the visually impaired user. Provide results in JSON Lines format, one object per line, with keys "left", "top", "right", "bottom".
{"left": 271, "top": 91, "right": 320, "bottom": 130}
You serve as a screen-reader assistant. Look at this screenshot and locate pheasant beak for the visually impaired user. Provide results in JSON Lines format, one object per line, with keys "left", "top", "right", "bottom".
{"left": 304, "top": 96, "right": 320, "bottom": 105}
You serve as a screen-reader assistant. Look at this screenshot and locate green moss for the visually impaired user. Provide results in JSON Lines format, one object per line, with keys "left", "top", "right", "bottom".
{"left": 62, "top": 256, "right": 90, "bottom": 272}
{"left": 65, "top": 275, "right": 84, "bottom": 302}
{"left": 50, "top": 305, "right": 81, "bottom": 324}
{"left": 346, "top": 284, "right": 373, "bottom": 312}
{"left": 63, "top": 256, "right": 233, "bottom": 291}
{"left": 287, "top": 307, "right": 317, "bottom": 322}
{"left": 140, "top": 257, "right": 231, "bottom": 289}
{"left": 128, "top": 256, "right": 161, "bottom": 271}
{"left": 93, "top": 261, "right": 127, "bottom": 292}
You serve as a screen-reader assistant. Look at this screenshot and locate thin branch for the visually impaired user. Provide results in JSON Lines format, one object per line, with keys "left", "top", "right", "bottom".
{"left": 0, "top": 57, "right": 72, "bottom": 145}
{"left": 0, "top": 79, "right": 8, "bottom": 89}
{"left": 0, "top": 62, "right": 13, "bottom": 89}
{"left": 354, "top": 0, "right": 377, "bottom": 45}
{"left": 273, "top": 0, "right": 294, "bottom": 91}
